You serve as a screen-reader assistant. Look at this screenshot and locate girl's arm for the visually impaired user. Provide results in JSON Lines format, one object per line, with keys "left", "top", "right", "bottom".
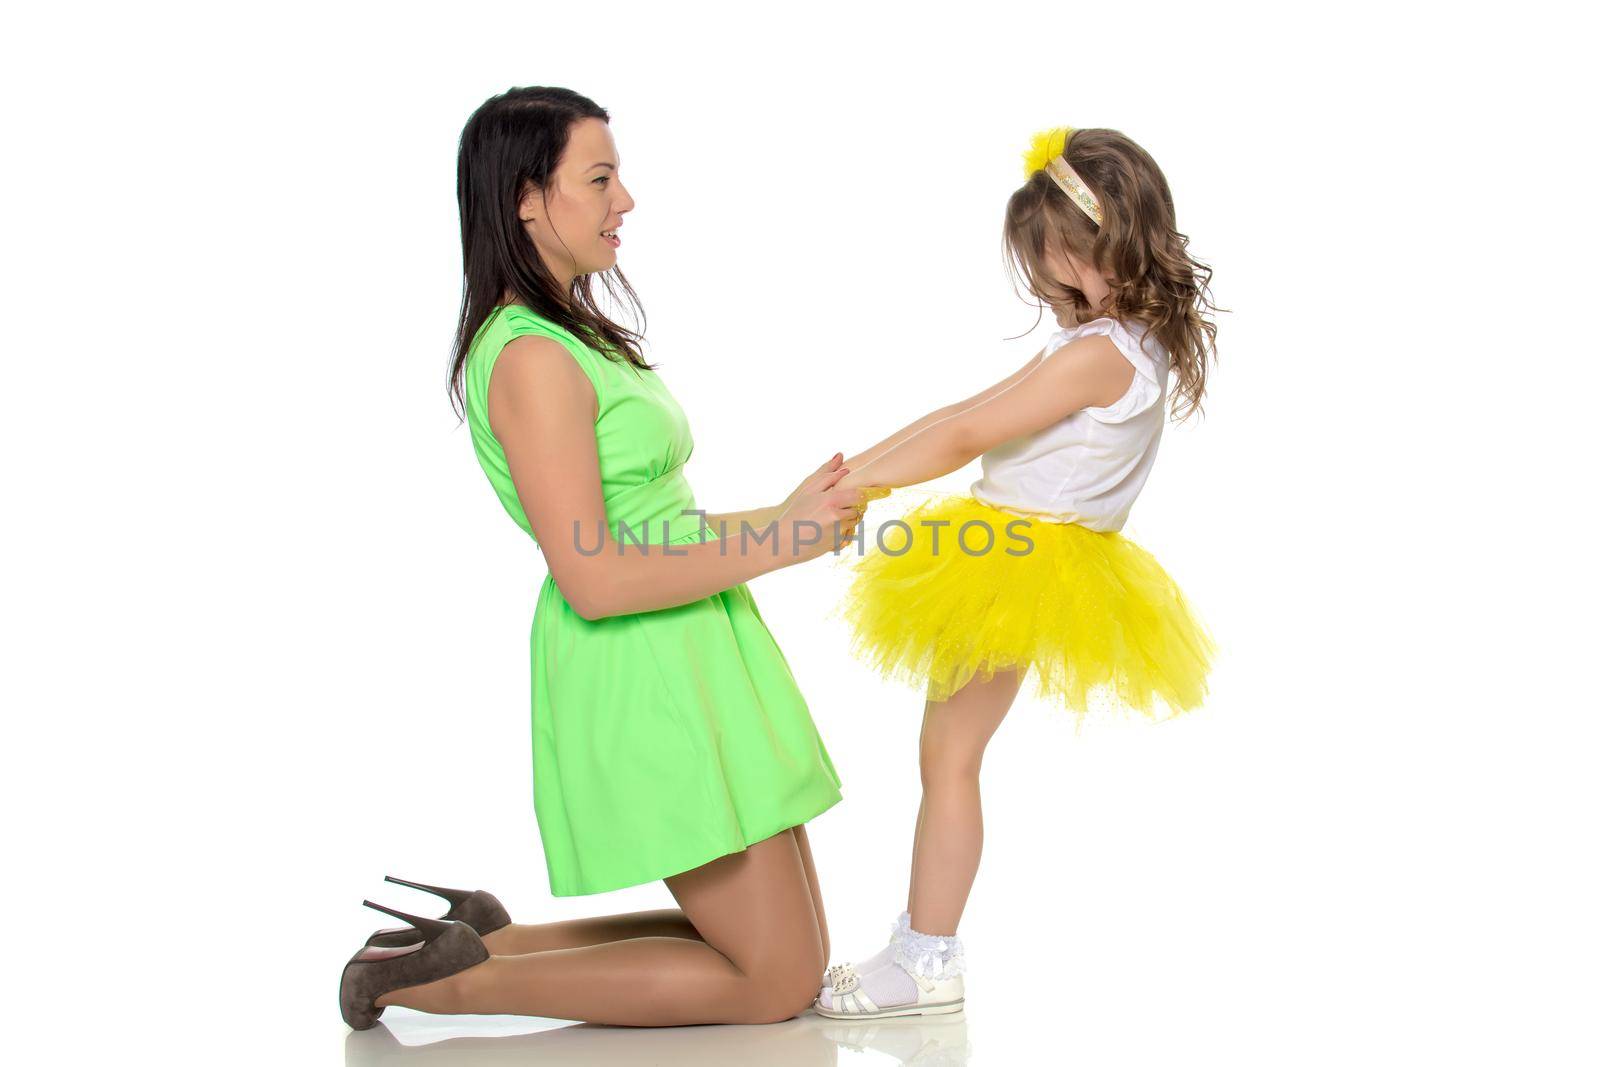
{"left": 844, "top": 348, "right": 1048, "bottom": 469}
{"left": 702, "top": 452, "right": 853, "bottom": 535}
{"left": 490, "top": 336, "right": 861, "bottom": 620}
{"left": 846, "top": 303, "right": 1093, "bottom": 468}
{"left": 838, "top": 335, "right": 1136, "bottom": 491}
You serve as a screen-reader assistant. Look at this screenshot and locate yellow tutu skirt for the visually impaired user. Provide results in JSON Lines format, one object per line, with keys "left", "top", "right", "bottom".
{"left": 829, "top": 492, "right": 1217, "bottom": 718}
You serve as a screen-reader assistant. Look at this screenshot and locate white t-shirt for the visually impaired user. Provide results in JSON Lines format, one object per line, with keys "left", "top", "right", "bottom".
{"left": 968, "top": 317, "right": 1170, "bottom": 533}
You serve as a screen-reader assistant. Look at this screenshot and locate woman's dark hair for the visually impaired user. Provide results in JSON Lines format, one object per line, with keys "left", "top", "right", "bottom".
{"left": 448, "top": 86, "right": 650, "bottom": 420}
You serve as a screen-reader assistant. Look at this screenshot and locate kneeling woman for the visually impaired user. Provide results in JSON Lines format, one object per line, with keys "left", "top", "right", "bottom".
{"left": 338, "top": 87, "right": 868, "bottom": 1029}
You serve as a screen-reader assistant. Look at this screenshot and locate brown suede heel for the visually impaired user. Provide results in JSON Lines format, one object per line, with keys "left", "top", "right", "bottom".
{"left": 340, "top": 900, "right": 490, "bottom": 1031}
{"left": 363, "top": 875, "right": 512, "bottom": 948}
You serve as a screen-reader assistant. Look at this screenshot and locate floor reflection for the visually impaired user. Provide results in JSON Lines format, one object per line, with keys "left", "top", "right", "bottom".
{"left": 344, "top": 1008, "right": 972, "bottom": 1066}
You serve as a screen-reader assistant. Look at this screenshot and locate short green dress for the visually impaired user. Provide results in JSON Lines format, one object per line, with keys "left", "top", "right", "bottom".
{"left": 463, "top": 304, "right": 842, "bottom": 896}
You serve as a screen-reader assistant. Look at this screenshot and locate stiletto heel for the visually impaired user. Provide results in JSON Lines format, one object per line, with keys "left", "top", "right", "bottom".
{"left": 364, "top": 876, "right": 513, "bottom": 948}
{"left": 362, "top": 899, "right": 452, "bottom": 940}
{"left": 383, "top": 875, "right": 473, "bottom": 906}
{"left": 339, "top": 900, "right": 490, "bottom": 1031}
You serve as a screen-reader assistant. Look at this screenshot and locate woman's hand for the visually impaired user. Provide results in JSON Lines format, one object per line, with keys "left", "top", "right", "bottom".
{"left": 777, "top": 458, "right": 871, "bottom": 564}
{"left": 780, "top": 452, "right": 845, "bottom": 516}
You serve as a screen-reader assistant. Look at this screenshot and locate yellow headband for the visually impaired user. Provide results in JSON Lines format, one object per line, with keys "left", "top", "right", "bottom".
{"left": 1022, "top": 127, "right": 1103, "bottom": 226}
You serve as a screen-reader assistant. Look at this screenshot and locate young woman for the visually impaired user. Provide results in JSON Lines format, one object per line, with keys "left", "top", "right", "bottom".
{"left": 338, "top": 86, "right": 870, "bottom": 1030}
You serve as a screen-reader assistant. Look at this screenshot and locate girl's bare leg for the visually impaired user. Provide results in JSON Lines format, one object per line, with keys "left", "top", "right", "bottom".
{"left": 906, "top": 796, "right": 926, "bottom": 916}
{"left": 373, "top": 827, "right": 827, "bottom": 1026}
{"left": 481, "top": 910, "right": 702, "bottom": 955}
{"left": 906, "top": 666, "right": 1024, "bottom": 936}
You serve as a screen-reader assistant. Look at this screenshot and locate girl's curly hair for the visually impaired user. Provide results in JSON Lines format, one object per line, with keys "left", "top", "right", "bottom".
{"left": 1004, "top": 128, "right": 1219, "bottom": 421}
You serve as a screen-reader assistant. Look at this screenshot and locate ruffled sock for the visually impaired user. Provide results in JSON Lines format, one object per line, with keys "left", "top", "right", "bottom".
{"left": 819, "top": 916, "right": 964, "bottom": 1012}
{"left": 853, "top": 909, "right": 911, "bottom": 974}
{"left": 819, "top": 910, "right": 909, "bottom": 1005}
{"left": 893, "top": 920, "right": 965, "bottom": 981}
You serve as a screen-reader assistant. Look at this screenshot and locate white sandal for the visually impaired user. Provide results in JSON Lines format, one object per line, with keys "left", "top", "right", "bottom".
{"left": 813, "top": 961, "right": 965, "bottom": 1019}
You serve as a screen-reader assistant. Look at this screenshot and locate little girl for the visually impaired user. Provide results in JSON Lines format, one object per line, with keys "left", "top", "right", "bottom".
{"left": 814, "top": 126, "right": 1219, "bottom": 1019}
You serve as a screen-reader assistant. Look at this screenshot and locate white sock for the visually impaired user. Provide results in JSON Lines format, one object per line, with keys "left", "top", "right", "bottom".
{"left": 819, "top": 916, "right": 963, "bottom": 1011}
{"left": 819, "top": 910, "right": 909, "bottom": 1005}
{"left": 823, "top": 910, "right": 908, "bottom": 982}
{"left": 819, "top": 956, "right": 918, "bottom": 1011}
{"left": 853, "top": 909, "right": 911, "bottom": 974}
{"left": 893, "top": 921, "right": 965, "bottom": 981}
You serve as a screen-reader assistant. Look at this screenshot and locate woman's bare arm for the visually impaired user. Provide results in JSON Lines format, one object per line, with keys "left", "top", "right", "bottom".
{"left": 489, "top": 336, "right": 855, "bottom": 620}
{"left": 700, "top": 503, "right": 782, "bottom": 534}
{"left": 844, "top": 347, "right": 1048, "bottom": 469}
{"left": 837, "top": 335, "right": 1135, "bottom": 492}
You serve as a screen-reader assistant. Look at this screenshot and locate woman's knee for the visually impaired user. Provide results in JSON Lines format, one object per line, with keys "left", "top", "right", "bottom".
{"left": 735, "top": 923, "right": 825, "bottom": 1023}
{"left": 739, "top": 961, "right": 824, "bottom": 1023}
{"left": 669, "top": 829, "right": 826, "bottom": 1022}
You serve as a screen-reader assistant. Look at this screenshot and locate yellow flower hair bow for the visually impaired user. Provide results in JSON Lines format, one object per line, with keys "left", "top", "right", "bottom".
{"left": 1022, "top": 127, "right": 1074, "bottom": 178}
{"left": 1021, "top": 126, "right": 1102, "bottom": 225}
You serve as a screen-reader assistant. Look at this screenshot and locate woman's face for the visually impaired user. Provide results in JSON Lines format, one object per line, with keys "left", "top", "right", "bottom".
{"left": 519, "top": 117, "right": 634, "bottom": 287}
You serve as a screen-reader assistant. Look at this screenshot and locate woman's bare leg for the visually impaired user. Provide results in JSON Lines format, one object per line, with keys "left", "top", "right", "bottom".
{"left": 480, "top": 826, "right": 829, "bottom": 955}
{"left": 373, "top": 828, "right": 826, "bottom": 1026}
{"left": 791, "top": 822, "right": 829, "bottom": 963}
{"left": 481, "top": 910, "right": 702, "bottom": 955}
{"left": 906, "top": 666, "right": 1024, "bottom": 936}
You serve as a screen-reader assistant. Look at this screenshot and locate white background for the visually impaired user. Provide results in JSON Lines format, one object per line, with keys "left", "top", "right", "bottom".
{"left": 5, "top": 2, "right": 1596, "bottom": 1064}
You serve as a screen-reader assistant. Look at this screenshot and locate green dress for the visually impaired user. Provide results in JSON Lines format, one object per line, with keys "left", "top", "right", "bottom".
{"left": 463, "top": 304, "right": 842, "bottom": 896}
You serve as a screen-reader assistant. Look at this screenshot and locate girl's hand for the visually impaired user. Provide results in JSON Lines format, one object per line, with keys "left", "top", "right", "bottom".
{"left": 837, "top": 466, "right": 893, "bottom": 498}
{"left": 828, "top": 473, "right": 892, "bottom": 551}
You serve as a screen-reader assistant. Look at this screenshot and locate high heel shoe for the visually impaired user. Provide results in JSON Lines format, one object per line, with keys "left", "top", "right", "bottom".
{"left": 339, "top": 899, "right": 490, "bottom": 1031}
{"left": 364, "top": 875, "right": 512, "bottom": 948}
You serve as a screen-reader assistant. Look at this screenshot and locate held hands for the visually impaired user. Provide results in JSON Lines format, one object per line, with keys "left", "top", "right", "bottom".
{"left": 777, "top": 452, "right": 885, "bottom": 563}
{"left": 836, "top": 462, "right": 894, "bottom": 512}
